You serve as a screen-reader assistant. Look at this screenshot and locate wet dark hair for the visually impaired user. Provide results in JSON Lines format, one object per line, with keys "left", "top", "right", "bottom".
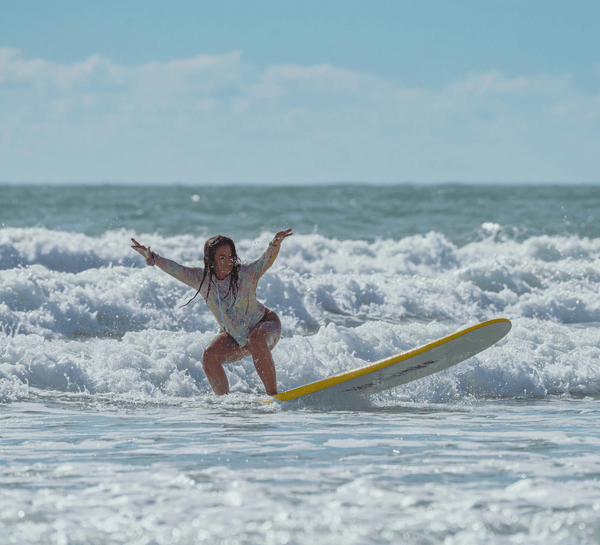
{"left": 182, "top": 235, "right": 240, "bottom": 307}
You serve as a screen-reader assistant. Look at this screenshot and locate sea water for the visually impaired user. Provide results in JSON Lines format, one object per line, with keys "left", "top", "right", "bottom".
{"left": 1, "top": 183, "right": 599, "bottom": 544}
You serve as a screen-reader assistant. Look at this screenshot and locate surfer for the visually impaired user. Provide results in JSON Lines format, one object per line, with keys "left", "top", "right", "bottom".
{"left": 131, "top": 229, "right": 293, "bottom": 396}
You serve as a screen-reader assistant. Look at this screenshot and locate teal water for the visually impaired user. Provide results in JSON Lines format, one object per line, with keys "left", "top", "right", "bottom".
{"left": 1, "top": 182, "right": 600, "bottom": 544}
{"left": 2, "top": 183, "right": 599, "bottom": 243}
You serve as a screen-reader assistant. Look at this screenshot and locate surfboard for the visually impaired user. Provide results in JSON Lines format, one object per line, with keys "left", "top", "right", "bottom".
{"left": 266, "top": 318, "right": 511, "bottom": 403}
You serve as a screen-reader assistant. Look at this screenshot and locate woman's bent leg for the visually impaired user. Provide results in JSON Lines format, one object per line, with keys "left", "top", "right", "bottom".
{"left": 245, "top": 311, "right": 281, "bottom": 396}
{"left": 202, "top": 333, "right": 244, "bottom": 395}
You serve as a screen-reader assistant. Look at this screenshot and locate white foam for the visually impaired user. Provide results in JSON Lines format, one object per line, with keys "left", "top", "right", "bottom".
{"left": 1, "top": 317, "right": 599, "bottom": 404}
{"left": 2, "top": 227, "right": 600, "bottom": 402}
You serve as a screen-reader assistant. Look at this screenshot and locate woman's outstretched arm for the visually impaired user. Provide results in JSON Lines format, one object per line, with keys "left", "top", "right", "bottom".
{"left": 257, "top": 229, "right": 293, "bottom": 274}
{"left": 131, "top": 238, "right": 204, "bottom": 290}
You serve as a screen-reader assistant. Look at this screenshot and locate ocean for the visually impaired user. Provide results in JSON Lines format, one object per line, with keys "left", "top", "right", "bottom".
{"left": 1, "top": 182, "right": 599, "bottom": 544}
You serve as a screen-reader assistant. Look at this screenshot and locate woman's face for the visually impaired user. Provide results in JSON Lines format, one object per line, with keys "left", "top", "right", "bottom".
{"left": 213, "top": 244, "right": 234, "bottom": 280}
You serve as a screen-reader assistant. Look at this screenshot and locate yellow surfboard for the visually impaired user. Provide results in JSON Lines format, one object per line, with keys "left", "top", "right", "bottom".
{"left": 266, "top": 318, "right": 511, "bottom": 403}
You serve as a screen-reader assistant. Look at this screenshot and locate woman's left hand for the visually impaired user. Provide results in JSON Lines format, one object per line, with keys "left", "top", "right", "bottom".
{"left": 271, "top": 228, "right": 293, "bottom": 247}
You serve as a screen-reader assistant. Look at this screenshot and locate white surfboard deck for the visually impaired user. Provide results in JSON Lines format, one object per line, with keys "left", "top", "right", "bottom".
{"left": 266, "top": 318, "right": 511, "bottom": 403}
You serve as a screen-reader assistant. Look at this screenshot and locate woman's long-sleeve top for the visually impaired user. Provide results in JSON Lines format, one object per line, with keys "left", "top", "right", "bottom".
{"left": 147, "top": 245, "right": 278, "bottom": 346}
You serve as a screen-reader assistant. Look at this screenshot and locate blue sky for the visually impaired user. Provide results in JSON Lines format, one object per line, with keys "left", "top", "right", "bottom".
{"left": 1, "top": 0, "right": 599, "bottom": 183}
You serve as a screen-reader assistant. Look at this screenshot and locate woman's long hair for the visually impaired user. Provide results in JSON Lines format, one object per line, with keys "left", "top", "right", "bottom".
{"left": 182, "top": 235, "right": 240, "bottom": 307}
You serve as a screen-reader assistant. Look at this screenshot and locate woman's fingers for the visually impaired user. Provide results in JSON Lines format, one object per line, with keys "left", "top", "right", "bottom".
{"left": 274, "top": 228, "right": 293, "bottom": 244}
{"left": 131, "top": 238, "right": 151, "bottom": 258}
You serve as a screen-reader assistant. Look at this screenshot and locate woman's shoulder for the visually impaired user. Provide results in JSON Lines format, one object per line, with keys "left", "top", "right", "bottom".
{"left": 240, "top": 253, "right": 272, "bottom": 278}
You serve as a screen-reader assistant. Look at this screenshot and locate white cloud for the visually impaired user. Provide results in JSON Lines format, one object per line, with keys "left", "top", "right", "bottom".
{"left": 250, "top": 63, "right": 369, "bottom": 100}
{"left": 133, "top": 52, "right": 242, "bottom": 98}
{"left": 448, "top": 71, "right": 574, "bottom": 96}
{"left": 0, "top": 48, "right": 125, "bottom": 90}
{"left": 267, "top": 64, "right": 362, "bottom": 91}
{"left": 0, "top": 47, "right": 598, "bottom": 183}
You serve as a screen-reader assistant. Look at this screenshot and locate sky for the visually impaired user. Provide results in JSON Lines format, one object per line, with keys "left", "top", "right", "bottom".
{"left": 1, "top": 0, "right": 599, "bottom": 184}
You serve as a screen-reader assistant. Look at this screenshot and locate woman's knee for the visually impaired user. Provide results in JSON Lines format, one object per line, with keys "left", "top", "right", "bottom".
{"left": 203, "top": 334, "right": 243, "bottom": 371}
{"left": 202, "top": 339, "right": 227, "bottom": 371}
{"left": 248, "top": 328, "right": 279, "bottom": 354}
{"left": 249, "top": 312, "right": 281, "bottom": 348}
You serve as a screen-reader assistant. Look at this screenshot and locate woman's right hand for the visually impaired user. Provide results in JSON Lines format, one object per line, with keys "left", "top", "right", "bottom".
{"left": 131, "top": 238, "right": 152, "bottom": 259}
